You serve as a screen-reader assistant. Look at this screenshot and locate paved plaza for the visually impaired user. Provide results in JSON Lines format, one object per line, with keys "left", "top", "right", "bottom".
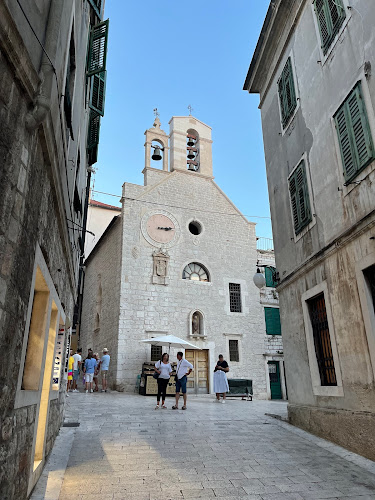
{"left": 31, "top": 393, "right": 375, "bottom": 500}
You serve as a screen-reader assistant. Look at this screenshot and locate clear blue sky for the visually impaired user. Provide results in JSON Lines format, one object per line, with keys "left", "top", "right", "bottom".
{"left": 94, "top": 1, "right": 272, "bottom": 238}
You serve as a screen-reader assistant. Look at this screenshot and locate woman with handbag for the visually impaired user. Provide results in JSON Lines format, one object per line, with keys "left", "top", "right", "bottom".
{"left": 154, "top": 353, "right": 172, "bottom": 409}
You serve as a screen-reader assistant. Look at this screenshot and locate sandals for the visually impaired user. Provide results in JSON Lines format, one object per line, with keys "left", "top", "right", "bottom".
{"left": 155, "top": 405, "right": 159, "bottom": 410}
{"left": 172, "top": 405, "right": 178, "bottom": 410}
{"left": 161, "top": 404, "right": 167, "bottom": 409}
{"left": 182, "top": 406, "right": 187, "bottom": 410}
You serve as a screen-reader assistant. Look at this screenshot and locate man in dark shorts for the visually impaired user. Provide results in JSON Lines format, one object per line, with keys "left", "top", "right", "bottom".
{"left": 172, "top": 352, "right": 193, "bottom": 410}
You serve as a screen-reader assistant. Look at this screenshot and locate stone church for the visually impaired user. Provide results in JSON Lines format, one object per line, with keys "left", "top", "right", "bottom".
{"left": 80, "top": 115, "right": 270, "bottom": 397}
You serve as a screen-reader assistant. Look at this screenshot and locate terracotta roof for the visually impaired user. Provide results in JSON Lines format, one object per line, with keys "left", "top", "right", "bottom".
{"left": 89, "top": 199, "right": 121, "bottom": 211}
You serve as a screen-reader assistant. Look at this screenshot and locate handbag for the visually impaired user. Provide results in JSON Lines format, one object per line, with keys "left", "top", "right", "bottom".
{"left": 153, "top": 361, "right": 160, "bottom": 380}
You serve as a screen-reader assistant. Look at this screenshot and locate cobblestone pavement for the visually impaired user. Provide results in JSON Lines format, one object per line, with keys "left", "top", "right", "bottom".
{"left": 32, "top": 393, "right": 375, "bottom": 500}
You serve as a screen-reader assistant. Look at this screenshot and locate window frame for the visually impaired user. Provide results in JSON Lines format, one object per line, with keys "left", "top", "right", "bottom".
{"left": 229, "top": 282, "right": 242, "bottom": 313}
{"left": 264, "top": 307, "right": 281, "bottom": 336}
{"left": 311, "top": 0, "right": 351, "bottom": 65}
{"left": 288, "top": 157, "right": 314, "bottom": 238}
{"left": 277, "top": 52, "right": 300, "bottom": 134}
{"left": 301, "top": 281, "right": 343, "bottom": 397}
{"left": 333, "top": 81, "right": 375, "bottom": 185}
{"left": 265, "top": 266, "right": 277, "bottom": 288}
{"left": 229, "top": 339, "right": 240, "bottom": 363}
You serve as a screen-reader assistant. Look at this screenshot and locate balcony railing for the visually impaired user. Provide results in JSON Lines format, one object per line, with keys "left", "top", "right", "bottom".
{"left": 257, "top": 237, "right": 274, "bottom": 251}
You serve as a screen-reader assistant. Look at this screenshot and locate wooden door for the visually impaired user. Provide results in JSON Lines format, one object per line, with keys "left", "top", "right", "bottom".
{"left": 268, "top": 361, "right": 282, "bottom": 400}
{"left": 185, "top": 349, "right": 209, "bottom": 394}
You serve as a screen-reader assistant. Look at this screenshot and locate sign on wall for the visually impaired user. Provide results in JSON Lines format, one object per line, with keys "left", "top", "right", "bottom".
{"left": 52, "top": 327, "right": 66, "bottom": 389}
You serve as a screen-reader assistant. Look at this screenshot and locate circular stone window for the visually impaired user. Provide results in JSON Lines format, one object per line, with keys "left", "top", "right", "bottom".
{"left": 189, "top": 221, "right": 202, "bottom": 235}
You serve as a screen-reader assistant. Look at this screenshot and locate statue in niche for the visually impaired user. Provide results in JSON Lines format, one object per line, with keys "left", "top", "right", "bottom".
{"left": 152, "top": 248, "right": 169, "bottom": 285}
{"left": 192, "top": 312, "right": 200, "bottom": 335}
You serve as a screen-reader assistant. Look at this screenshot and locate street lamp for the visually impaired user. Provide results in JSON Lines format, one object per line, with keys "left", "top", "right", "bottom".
{"left": 253, "top": 268, "right": 266, "bottom": 289}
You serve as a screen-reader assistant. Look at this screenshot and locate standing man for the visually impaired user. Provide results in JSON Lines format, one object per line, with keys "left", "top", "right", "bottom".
{"left": 101, "top": 348, "right": 110, "bottom": 392}
{"left": 72, "top": 348, "right": 82, "bottom": 392}
{"left": 84, "top": 352, "right": 96, "bottom": 393}
{"left": 172, "top": 352, "right": 193, "bottom": 410}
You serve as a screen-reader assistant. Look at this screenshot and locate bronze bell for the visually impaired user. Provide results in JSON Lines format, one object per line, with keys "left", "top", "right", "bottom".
{"left": 187, "top": 149, "right": 195, "bottom": 159}
{"left": 152, "top": 146, "right": 162, "bottom": 161}
{"left": 187, "top": 162, "right": 198, "bottom": 171}
{"left": 187, "top": 136, "right": 195, "bottom": 146}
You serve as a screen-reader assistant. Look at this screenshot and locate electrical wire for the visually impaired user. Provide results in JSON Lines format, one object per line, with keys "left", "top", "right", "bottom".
{"left": 91, "top": 189, "right": 272, "bottom": 220}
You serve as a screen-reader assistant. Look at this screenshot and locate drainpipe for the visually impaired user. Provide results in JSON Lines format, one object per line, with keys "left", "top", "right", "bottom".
{"left": 25, "top": 0, "right": 64, "bottom": 130}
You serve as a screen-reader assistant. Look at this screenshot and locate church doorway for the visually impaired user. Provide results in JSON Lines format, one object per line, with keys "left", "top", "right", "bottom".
{"left": 185, "top": 349, "right": 209, "bottom": 394}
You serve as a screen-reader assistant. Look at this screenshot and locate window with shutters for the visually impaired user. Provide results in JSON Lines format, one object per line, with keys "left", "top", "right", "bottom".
{"left": 87, "top": 20, "right": 109, "bottom": 77}
{"left": 334, "top": 82, "right": 374, "bottom": 184}
{"left": 87, "top": 0, "right": 103, "bottom": 19}
{"left": 89, "top": 71, "right": 106, "bottom": 116}
{"left": 229, "top": 283, "right": 242, "bottom": 313}
{"left": 229, "top": 340, "right": 239, "bottom": 362}
{"left": 87, "top": 111, "right": 100, "bottom": 166}
{"left": 277, "top": 57, "right": 297, "bottom": 129}
{"left": 64, "top": 30, "right": 76, "bottom": 140}
{"left": 314, "top": 0, "right": 346, "bottom": 55}
{"left": 264, "top": 308, "right": 281, "bottom": 336}
{"left": 308, "top": 294, "right": 337, "bottom": 386}
{"left": 265, "top": 267, "right": 277, "bottom": 288}
{"left": 288, "top": 160, "right": 312, "bottom": 235}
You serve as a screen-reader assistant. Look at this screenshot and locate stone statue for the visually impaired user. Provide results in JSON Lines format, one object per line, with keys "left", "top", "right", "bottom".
{"left": 192, "top": 312, "right": 200, "bottom": 335}
{"left": 156, "top": 259, "right": 166, "bottom": 277}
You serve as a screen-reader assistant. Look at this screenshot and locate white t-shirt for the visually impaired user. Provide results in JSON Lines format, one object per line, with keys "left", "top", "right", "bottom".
{"left": 73, "top": 353, "right": 81, "bottom": 371}
{"left": 155, "top": 361, "right": 172, "bottom": 379}
{"left": 176, "top": 358, "right": 193, "bottom": 379}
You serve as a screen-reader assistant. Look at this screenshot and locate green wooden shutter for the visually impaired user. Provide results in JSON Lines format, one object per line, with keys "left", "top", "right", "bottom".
{"left": 278, "top": 57, "right": 297, "bottom": 128}
{"left": 89, "top": 71, "right": 106, "bottom": 116}
{"left": 265, "top": 267, "right": 276, "bottom": 287}
{"left": 87, "top": 20, "right": 109, "bottom": 77}
{"left": 87, "top": 111, "right": 100, "bottom": 165}
{"left": 265, "top": 308, "right": 281, "bottom": 335}
{"left": 334, "top": 82, "right": 374, "bottom": 183}
{"left": 87, "top": 0, "right": 102, "bottom": 19}
{"left": 314, "top": 0, "right": 345, "bottom": 54}
{"left": 289, "top": 161, "right": 312, "bottom": 235}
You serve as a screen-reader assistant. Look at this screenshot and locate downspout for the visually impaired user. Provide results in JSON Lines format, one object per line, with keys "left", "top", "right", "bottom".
{"left": 25, "top": 0, "right": 64, "bottom": 130}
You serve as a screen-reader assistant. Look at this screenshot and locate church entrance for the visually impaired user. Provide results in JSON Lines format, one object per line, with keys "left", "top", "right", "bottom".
{"left": 185, "top": 349, "right": 209, "bottom": 394}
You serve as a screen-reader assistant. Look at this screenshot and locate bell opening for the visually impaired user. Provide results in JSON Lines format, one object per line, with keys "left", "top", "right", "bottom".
{"left": 150, "top": 140, "right": 164, "bottom": 169}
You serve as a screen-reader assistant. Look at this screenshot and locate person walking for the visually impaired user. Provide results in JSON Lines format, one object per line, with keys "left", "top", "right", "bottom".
{"left": 213, "top": 354, "right": 229, "bottom": 403}
{"left": 100, "top": 348, "right": 110, "bottom": 392}
{"left": 84, "top": 352, "right": 96, "bottom": 393}
{"left": 93, "top": 353, "right": 100, "bottom": 392}
{"left": 172, "top": 352, "right": 193, "bottom": 411}
{"left": 72, "top": 348, "right": 82, "bottom": 392}
{"left": 66, "top": 349, "right": 74, "bottom": 395}
{"left": 154, "top": 353, "right": 173, "bottom": 410}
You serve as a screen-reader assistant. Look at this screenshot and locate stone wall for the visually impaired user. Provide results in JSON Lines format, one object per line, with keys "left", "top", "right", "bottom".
{"left": 80, "top": 218, "right": 122, "bottom": 388}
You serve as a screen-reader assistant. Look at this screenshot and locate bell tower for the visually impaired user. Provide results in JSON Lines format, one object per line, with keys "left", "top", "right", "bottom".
{"left": 169, "top": 115, "right": 213, "bottom": 178}
{"left": 144, "top": 110, "right": 169, "bottom": 172}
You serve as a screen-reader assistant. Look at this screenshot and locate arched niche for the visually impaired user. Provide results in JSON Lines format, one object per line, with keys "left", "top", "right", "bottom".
{"left": 189, "top": 310, "right": 206, "bottom": 338}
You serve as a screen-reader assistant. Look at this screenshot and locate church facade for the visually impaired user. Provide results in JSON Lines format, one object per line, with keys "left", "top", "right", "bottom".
{"left": 80, "top": 115, "right": 271, "bottom": 397}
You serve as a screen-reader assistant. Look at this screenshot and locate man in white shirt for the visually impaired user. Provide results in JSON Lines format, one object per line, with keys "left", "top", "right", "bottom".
{"left": 172, "top": 351, "right": 193, "bottom": 410}
{"left": 72, "top": 348, "right": 82, "bottom": 392}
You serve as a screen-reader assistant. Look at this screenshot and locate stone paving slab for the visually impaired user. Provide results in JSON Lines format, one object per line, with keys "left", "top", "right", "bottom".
{"left": 31, "top": 393, "right": 375, "bottom": 500}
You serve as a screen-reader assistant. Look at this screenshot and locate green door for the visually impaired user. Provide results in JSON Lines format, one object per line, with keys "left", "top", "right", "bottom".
{"left": 268, "top": 361, "right": 282, "bottom": 399}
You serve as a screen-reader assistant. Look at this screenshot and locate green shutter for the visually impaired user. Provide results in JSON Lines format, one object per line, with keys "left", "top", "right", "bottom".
{"left": 89, "top": 71, "right": 106, "bottom": 116}
{"left": 87, "top": 20, "right": 109, "bottom": 77}
{"left": 87, "top": 0, "right": 102, "bottom": 19}
{"left": 87, "top": 111, "right": 100, "bottom": 165}
{"left": 265, "top": 267, "right": 277, "bottom": 287}
{"left": 289, "top": 160, "right": 312, "bottom": 235}
{"left": 278, "top": 57, "right": 297, "bottom": 128}
{"left": 265, "top": 308, "right": 281, "bottom": 335}
{"left": 334, "top": 82, "right": 374, "bottom": 183}
{"left": 314, "top": 0, "right": 345, "bottom": 55}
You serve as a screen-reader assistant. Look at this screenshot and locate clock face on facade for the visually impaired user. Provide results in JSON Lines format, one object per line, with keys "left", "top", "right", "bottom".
{"left": 141, "top": 210, "right": 180, "bottom": 248}
{"left": 146, "top": 214, "right": 175, "bottom": 244}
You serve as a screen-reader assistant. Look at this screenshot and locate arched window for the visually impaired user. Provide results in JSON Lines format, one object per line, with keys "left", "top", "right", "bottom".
{"left": 183, "top": 262, "right": 209, "bottom": 282}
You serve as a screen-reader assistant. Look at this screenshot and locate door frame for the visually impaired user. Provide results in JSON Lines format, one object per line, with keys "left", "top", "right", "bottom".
{"left": 264, "top": 355, "right": 287, "bottom": 400}
{"left": 185, "top": 348, "right": 210, "bottom": 395}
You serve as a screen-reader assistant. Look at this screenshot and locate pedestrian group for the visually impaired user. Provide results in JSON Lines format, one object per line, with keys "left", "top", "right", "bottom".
{"left": 67, "top": 347, "right": 110, "bottom": 395}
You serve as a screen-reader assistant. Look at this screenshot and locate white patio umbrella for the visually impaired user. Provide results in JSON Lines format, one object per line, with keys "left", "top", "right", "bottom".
{"left": 140, "top": 334, "right": 201, "bottom": 353}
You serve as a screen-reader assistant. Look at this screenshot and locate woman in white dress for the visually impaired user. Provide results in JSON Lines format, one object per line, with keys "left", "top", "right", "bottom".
{"left": 213, "top": 354, "right": 229, "bottom": 403}
{"left": 154, "top": 353, "right": 172, "bottom": 409}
